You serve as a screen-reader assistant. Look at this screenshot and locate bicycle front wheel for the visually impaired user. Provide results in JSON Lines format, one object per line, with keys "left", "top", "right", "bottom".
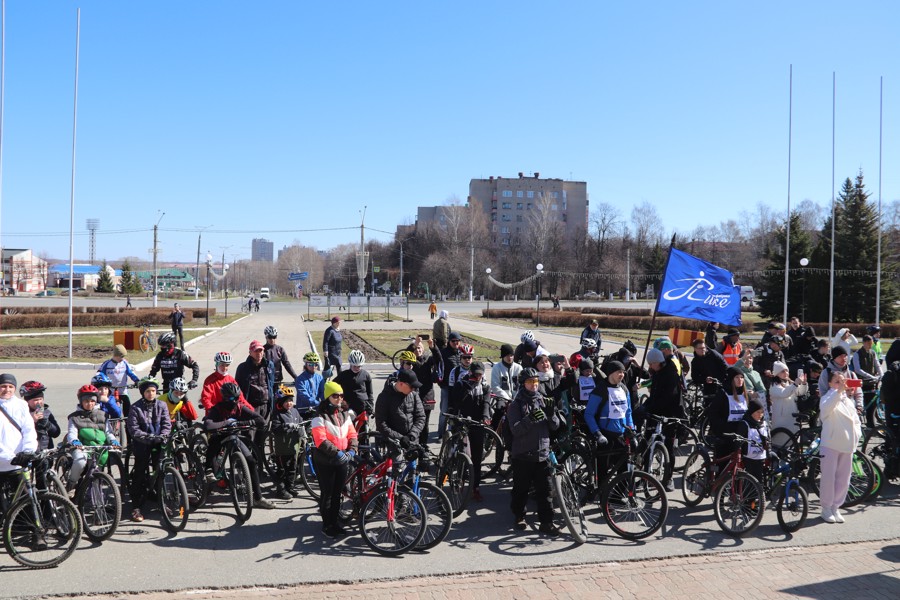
{"left": 228, "top": 450, "right": 254, "bottom": 523}
{"left": 159, "top": 466, "right": 189, "bottom": 532}
{"left": 776, "top": 479, "right": 808, "bottom": 533}
{"left": 410, "top": 481, "right": 453, "bottom": 550}
{"left": 672, "top": 425, "right": 700, "bottom": 473}
{"left": 139, "top": 333, "right": 152, "bottom": 353}
{"left": 358, "top": 484, "right": 427, "bottom": 556}
{"left": 713, "top": 471, "right": 764, "bottom": 537}
{"left": 437, "top": 452, "right": 473, "bottom": 518}
{"left": 644, "top": 443, "right": 670, "bottom": 485}
{"left": 601, "top": 470, "right": 668, "bottom": 540}
{"left": 843, "top": 451, "right": 876, "bottom": 507}
{"left": 552, "top": 470, "right": 588, "bottom": 544}
{"left": 174, "top": 447, "right": 208, "bottom": 509}
{"left": 3, "top": 492, "right": 82, "bottom": 569}
{"left": 77, "top": 471, "right": 121, "bottom": 542}
{"left": 480, "top": 427, "right": 505, "bottom": 479}
{"left": 681, "top": 450, "right": 711, "bottom": 507}
{"left": 299, "top": 445, "right": 320, "bottom": 501}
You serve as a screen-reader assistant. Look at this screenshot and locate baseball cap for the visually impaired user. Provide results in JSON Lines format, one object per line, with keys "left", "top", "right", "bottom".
{"left": 396, "top": 369, "right": 422, "bottom": 389}
{"left": 249, "top": 340, "right": 265, "bottom": 352}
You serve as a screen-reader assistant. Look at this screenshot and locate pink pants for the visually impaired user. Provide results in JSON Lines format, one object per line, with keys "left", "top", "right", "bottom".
{"left": 819, "top": 448, "right": 853, "bottom": 510}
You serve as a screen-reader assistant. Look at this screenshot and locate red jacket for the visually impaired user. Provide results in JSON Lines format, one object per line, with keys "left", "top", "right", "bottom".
{"left": 199, "top": 371, "right": 252, "bottom": 411}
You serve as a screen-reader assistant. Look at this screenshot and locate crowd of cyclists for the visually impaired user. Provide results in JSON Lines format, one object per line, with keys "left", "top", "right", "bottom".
{"left": 2, "top": 315, "right": 899, "bottom": 567}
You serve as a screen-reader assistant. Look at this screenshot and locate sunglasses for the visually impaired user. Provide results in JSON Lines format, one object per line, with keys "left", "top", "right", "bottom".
{"left": 461, "top": 355, "right": 473, "bottom": 360}
{"left": 401, "top": 361, "right": 415, "bottom": 366}
{"left": 331, "top": 393, "right": 344, "bottom": 398}
{"left": 449, "top": 340, "right": 460, "bottom": 344}
{"left": 306, "top": 362, "right": 318, "bottom": 367}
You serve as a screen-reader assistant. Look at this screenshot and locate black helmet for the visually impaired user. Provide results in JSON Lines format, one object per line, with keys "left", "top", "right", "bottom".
{"left": 220, "top": 382, "right": 240, "bottom": 404}
{"left": 518, "top": 368, "right": 539, "bottom": 384}
{"left": 867, "top": 325, "right": 881, "bottom": 334}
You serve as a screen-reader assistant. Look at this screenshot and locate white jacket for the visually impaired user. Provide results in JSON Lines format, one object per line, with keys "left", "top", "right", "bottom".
{"left": 819, "top": 387, "right": 862, "bottom": 453}
{"left": 831, "top": 328, "right": 858, "bottom": 357}
{"left": 769, "top": 380, "right": 808, "bottom": 433}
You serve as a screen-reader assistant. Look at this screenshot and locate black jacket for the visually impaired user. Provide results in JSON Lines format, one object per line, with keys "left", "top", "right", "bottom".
{"left": 643, "top": 357, "right": 683, "bottom": 418}
{"left": 507, "top": 387, "right": 559, "bottom": 462}
{"left": 691, "top": 350, "right": 729, "bottom": 388}
{"left": 450, "top": 377, "right": 491, "bottom": 422}
{"left": 334, "top": 367, "right": 374, "bottom": 415}
{"left": 149, "top": 348, "right": 200, "bottom": 391}
{"left": 235, "top": 356, "right": 275, "bottom": 411}
{"left": 35, "top": 405, "right": 61, "bottom": 451}
{"left": 375, "top": 384, "right": 426, "bottom": 442}
{"left": 264, "top": 342, "right": 297, "bottom": 383}
{"left": 437, "top": 346, "right": 461, "bottom": 389}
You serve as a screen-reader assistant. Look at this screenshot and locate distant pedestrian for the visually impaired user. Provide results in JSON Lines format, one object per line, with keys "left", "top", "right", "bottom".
{"left": 323, "top": 317, "right": 343, "bottom": 373}
{"left": 126, "top": 295, "right": 132, "bottom": 309}
{"left": 254, "top": 298, "right": 260, "bottom": 312}
{"left": 169, "top": 303, "right": 185, "bottom": 349}
{"left": 433, "top": 310, "right": 451, "bottom": 349}
{"left": 428, "top": 301, "right": 437, "bottom": 320}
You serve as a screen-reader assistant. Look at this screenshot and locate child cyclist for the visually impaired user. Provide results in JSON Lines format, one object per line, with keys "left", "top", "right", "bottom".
{"left": 66, "top": 384, "right": 120, "bottom": 491}
{"left": 159, "top": 377, "right": 199, "bottom": 424}
{"left": 270, "top": 384, "right": 304, "bottom": 499}
{"left": 126, "top": 377, "right": 171, "bottom": 522}
{"left": 97, "top": 344, "right": 140, "bottom": 415}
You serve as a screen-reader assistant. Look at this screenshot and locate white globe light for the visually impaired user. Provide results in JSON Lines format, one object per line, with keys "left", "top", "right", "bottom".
{"left": 485, "top": 268, "right": 492, "bottom": 274}
{"left": 536, "top": 263, "right": 544, "bottom": 272}
{"left": 800, "top": 258, "right": 809, "bottom": 266}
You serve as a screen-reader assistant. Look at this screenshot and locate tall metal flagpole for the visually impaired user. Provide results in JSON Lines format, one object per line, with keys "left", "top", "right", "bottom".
{"left": 67, "top": 8, "right": 81, "bottom": 359}
{"left": 876, "top": 76, "right": 883, "bottom": 325}
{"left": 639, "top": 233, "right": 677, "bottom": 372}
{"left": 0, "top": 0, "right": 5, "bottom": 281}
{"left": 783, "top": 65, "right": 793, "bottom": 323}
{"left": 828, "top": 72, "right": 836, "bottom": 340}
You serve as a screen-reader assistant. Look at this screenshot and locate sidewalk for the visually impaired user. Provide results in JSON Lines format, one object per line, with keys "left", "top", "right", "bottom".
{"left": 63, "top": 539, "right": 900, "bottom": 600}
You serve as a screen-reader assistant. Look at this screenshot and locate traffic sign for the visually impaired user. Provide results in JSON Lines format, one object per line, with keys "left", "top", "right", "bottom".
{"left": 373, "top": 267, "right": 380, "bottom": 273}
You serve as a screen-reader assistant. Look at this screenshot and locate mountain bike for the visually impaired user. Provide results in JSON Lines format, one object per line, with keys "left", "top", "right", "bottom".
{"left": 205, "top": 423, "right": 255, "bottom": 523}
{"left": 123, "top": 440, "right": 190, "bottom": 532}
{"left": 548, "top": 446, "right": 588, "bottom": 544}
{"left": 67, "top": 444, "right": 122, "bottom": 542}
{"left": 394, "top": 444, "right": 453, "bottom": 550}
{"left": 760, "top": 450, "right": 810, "bottom": 533}
{"left": 137, "top": 323, "right": 156, "bottom": 353}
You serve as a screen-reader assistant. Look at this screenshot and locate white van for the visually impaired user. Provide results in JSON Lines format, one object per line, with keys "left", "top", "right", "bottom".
{"left": 259, "top": 287, "right": 270, "bottom": 299}
{"left": 739, "top": 286, "right": 755, "bottom": 303}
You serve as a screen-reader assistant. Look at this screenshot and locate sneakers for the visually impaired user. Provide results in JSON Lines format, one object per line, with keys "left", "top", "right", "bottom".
{"left": 131, "top": 509, "right": 144, "bottom": 523}
{"left": 820, "top": 507, "right": 836, "bottom": 524}
{"left": 274, "top": 488, "right": 292, "bottom": 500}
{"left": 254, "top": 498, "right": 275, "bottom": 510}
{"left": 514, "top": 518, "right": 527, "bottom": 531}
{"left": 538, "top": 523, "right": 561, "bottom": 536}
{"left": 832, "top": 506, "right": 845, "bottom": 523}
{"left": 286, "top": 487, "right": 301, "bottom": 498}
{"left": 472, "top": 488, "right": 484, "bottom": 502}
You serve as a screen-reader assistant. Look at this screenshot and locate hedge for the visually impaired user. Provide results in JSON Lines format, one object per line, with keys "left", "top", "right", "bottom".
{"left": 0, "top": 308, "right": 214, "bottom": 330}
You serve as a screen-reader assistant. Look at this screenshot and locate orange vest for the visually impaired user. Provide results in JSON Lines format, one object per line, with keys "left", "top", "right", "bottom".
{"left": 722, "top": 341, "right": 742, "bottom": 365}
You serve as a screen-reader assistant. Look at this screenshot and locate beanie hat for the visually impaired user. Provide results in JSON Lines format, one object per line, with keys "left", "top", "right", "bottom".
{"left": 500, "top": 344, "right": 515, "bottom": 358}
{"left": 579, "top": 358, "right": 594, "bottom": 371}
{"left": 602, "top": 360, "right": 625, "bottom": 377}
{"left": 113, "top": 344, "right": 127, "bottom": 357}
{"left": 549, "top": 354, "right": 567, "bottom": 365}
{"left": 448, "top": 332, "right": 462, "bottom": 341}
{"left": 831, "top": 346, "right": 848, "bottom": 358}
{"left": 0, "top": 373, "right": 17, "bottom": 387}
{"left": 772, "top": 361, "right": 789, "bottom": 377}
{"left": 324, "top": 380, "right": 344, "bottom": 399}
{"left": 747, "top": 399, "right": 765, "bottom": 415}
{"left": 522, "top": 340, "right": 538, "bottom": 352}
{"left": 469, "top": 361, "right": 485, "bottom": 375}
{"left": 646, "top": 348, "right": 665, "bottom": 364}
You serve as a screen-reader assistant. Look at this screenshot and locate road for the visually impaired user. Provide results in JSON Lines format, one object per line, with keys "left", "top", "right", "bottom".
{"left": 1, "top": 298, "right": 898, "bottom": 598}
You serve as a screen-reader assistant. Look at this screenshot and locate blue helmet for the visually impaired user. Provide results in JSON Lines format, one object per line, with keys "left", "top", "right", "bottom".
{"left": 91, "top": 372, "right": 112, "bottom": 388}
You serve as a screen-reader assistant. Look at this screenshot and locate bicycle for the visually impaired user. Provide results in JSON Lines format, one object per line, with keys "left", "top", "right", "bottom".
{"left": 861, "top": 423, "right": 900, "bottom": 484}
{"left": 169, "top": 420, "right": 208, "bottom": 509}
{"left": 639, "top": 414, "right": 701, "bottom": 483}
{"left": 204, "top": 422, "right": 256, "bottom": 523}
{"left": 760, "top": 450, "right": 811, "bottom": 533}
{"left": 547, "top": 446, "right": 588, "bottom": 544}
{"left": 298, "top": 408, "right": 363, "bottom": 501}
{"left": 680, "top": 433, "right": 766, "bottom": 537}
{"left": 66, "top": 444, "right": 122, "bottom": 542}
{"left": 435, "top": 413, "right": 486, "bottom": 517}
{"left": 136, "top": 323, "right": 156, "bottom": 353}
{"left": 122, "top": 438, "right": 190, "bottom": 532}
{"left": 0, "top": 451, "right": 82, "bottom": 569}
{"left": 393, "top": 444, "right": 453, "bottom": 550}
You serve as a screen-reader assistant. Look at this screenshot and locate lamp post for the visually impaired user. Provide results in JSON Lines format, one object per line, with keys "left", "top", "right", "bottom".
{"left": 535, "top": 263, "right": 544, "bottom": 328}
{"left": 223, "top": 263, "right": 230, "bottom": 317}
{"left": 485, "top": 268, "right": 492, "bottom": 316}
{"left": 800, "top": 257, "right": 809, "bottom": 323}
{"left": 205, "top": 253, "right": 212, "bottom": 326}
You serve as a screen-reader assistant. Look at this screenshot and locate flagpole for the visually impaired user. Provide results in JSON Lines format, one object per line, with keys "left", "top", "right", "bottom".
{"left": 639, "top": 233, "right": 677, "bottom": 372}
{"left": 876, "top": 76, "right": 883, "bottom": 325}
{"left": 828, "top": 72, "right": 836, "bottom": 339}
{"left": 782, "top": 64, "right": 793, "bottom": 323}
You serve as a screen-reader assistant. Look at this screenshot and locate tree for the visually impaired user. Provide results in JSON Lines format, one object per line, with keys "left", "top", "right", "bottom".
{"left": 758, "top": 212, "right": 815, "bottom": 321}
{"left": 119, "top": 260, "right": 142, "bottom": 295}
{"left": 95, "top": 261, "right": 115, "bottom": 293}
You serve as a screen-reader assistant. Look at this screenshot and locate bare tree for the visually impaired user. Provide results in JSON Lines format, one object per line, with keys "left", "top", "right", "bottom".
{"left": 275, "top": 244, "right": 324, "bottom": 295}
{"left": 630, "top": 201, "right": 664, "bottom": 263}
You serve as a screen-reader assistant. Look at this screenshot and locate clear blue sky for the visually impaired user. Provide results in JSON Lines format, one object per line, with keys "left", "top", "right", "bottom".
{"left": 0, "top": 1, "right": 898, "bottom": 265}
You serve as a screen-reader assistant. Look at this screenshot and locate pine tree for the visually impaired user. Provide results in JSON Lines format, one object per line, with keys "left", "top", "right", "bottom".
{"left": 95, "top": 261, "right": 115, "bottom": 293}
{"left": 759, "top": 212, "right": 815, "bottom": 321}
{"left": 119, "top": 260, "right": 143, "bottom": 295}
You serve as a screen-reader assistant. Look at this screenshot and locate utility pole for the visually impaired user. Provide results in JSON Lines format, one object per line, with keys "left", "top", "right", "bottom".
{"left": 625, "top": 248, "right": 630, "bottom": 302}
{"left": 152, "top": 211, "right": 164, "bottom": 308}
{"left": 399, "top": 241, "right": 403, "bottom": 299}
{"left": 468, "top": 243, "right": 474, "bottom": 302}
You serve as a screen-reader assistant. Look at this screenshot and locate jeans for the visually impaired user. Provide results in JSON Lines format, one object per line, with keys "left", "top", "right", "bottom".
{"left": 437, "top": 387, "right": 450, "bottom": 438}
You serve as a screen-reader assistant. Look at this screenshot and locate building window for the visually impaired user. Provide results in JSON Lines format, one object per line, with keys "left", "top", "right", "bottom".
{"left": 552, "top": 192, "right": 559, "bottom": 198}
{"left": 502, "top": 202, "right": 512, "bottom": 209}
{"left": 502, "top": 190, "right": 512, "bottom": 197}
{"left": 491, "top": 214, "right": 497, "bottom": 222}
{"left": 516, "top": 215, "right": 523, "bottom": 222}
{"left": 501, "top": 226, "right": 510, "bottom": 234}
{"left": 551, "top": 203, "right": 558, "bottom": 211}
{"left": 562, "top": 213, "right": 567, "bottom": 222}
{"left": 562, "top": 199, "right": 567, "bottom": 210}
{"left": 501, "top": 214, "right": 511, "bottom": 221}
{"left": 517, "top": 202, "right": 524, "bottom": 210}
{"left": 502, "top": 238, "right": 510, "bottom": 246}
{"left": 527, "top": 191, "right": 534, "bottom": 198}
{"left": 527, "top": 203, "right": 532, "bottom": 210}
{"left": 516, "top": 190, "right": 524, "bottom": 198}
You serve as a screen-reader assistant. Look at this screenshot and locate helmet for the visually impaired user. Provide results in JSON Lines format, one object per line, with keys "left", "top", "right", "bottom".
{"left": 303, "top": 352, "right": 320, "bottom": 364}
{"left": 348, "top": 349, "right": 366, "bottom": 366}
{"left": 220, "top": 382, "right": 241, "bottom": 403}
{"left": 518, "top": 368, "right": 540, "bottom": 384}
{"left": 580, "top": 338, "right": 597, "bottom": 350}
{"left": 459, "top": 344, "right": 474, "bottom": 357}
{"left": 77, "top": 384, "right": 100, "bottom": 401}
{"left": 276, "top": 384, "right": 296, "bottom": 400}
{"left": 169, "top": 377, "right": 189, "bottom": 393}
{"left": 867, "top": 325, "right": 881, "bottom": 334}
{"left": 19, "top": 380, "right": 46, "bottom": 401}
{"left": 138, "top": 377, "right": 160, "bottom": 395}
{"left": 623, "top": 340, "right": 637, "bottom": 355}
{"left": 214, "top": 351, "right": 233, "bottom": 365}
{"left": 158, "top": 332, "right": 177, "bottom": 346}
{"left": 397, "top": 350, "right": 416, "bottom": 363}
{"left": 520, "top": 330, "right": 535, "bottom": 344}
{"left": 91, "top": 373, "right": 112, "bottom": 388}
{"left": 264, "top": 325, "right": 278, "bottom": 338}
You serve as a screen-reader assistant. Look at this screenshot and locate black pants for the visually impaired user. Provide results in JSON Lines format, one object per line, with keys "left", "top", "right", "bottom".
{"left": 863, "top": 388, "right": 878, "bottom": 428}
{"left": 172, "top": 326, "right": 184, "bottom": 349}
{"left": 129, "top": 443, "right": 161, "bottom": 509}
{"left": 313, "top": 454, "right": 348, "bottom": 529}
{"left": 419, "top": 409, "right": 433, "bottom": 446}
{"left": 275, "top": 453, "right": 298, "bottom": 491}
{"left": 469, "top": 427, "right": 485, "bottom": 490}
{"left": 208, "top": 434, "right": 265, "bottom": 500}
{"left": 510, "top": 458, "right": 553, "bottom": 525}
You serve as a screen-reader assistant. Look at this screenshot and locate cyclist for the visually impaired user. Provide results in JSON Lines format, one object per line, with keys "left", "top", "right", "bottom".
{"left": 450, "top": 360, "right": 491, "bottom": 502}
{"left": 200, "top": 352, "right": 251, "bottom": 411}
{"left": 708, "top": 366, "right": 750, "bottom": 465}
{"left": 737, "top": 398, "right": 769, "bottom": 483}
{"left": 263, "top": 326, "right": 298, "bottom": 385}
{"left": 514, "top": 330, "right": 545, "bottom": 367}
{"left": 203, "top": 382, "right": 274, "bottom": 510}
{"left": 334, "top": 349, "right": 374, "bottom": 418}
{"left": 97, "top": 344, "right": 140, "bottom": 414}
{"left": 375, "top": 370, "right": 425, "bottom": 449}
{"left": 868, "top": 325, "right": 884, "bottom": 364}
{"left": 65, "top": 384, "right": 120, "bottom": 491}
{"left": 568, "top": 338, "right": 598, "bottom": 370}
{"left": 507, "top": 368, "right": 560, "bottom": 536}
{"left": 448, "top": 344, "right": 475, "bottom": 390}
{"left": 436, "top": 332, "right": 463, "bottom": 438}
{"left": 635, "top": 348, "right": 683, "bottom": 491}
{"left": 690, "top": 339, "right": 728, "bottom": 396}
{"left": 585, "top": 361, "right": 632, "bottom": 477}
{"left": 405, "top": 339, "right": 442, "bottom": 443}
{"left": 852, "top": 334, "right": 883, "bottom": 428}
{"left": 149, "top": 332, "right": 200, "bottom": 393}
{"left": 491, "top": 343, "right": 522, "bottom": 406}
{"left": 311, "top": 381, "right": 358, "bottom": 537}
{"left": 126, "top": 377, "right": 171, "bottom": 522}
{"left": 159, "top": 377, "right": 199, "bottom": 423}
{"left": 19, "top": 381, "right": 61, "bottom": 451}
{"left": 580, "top": 319, "right": 602, "bottom": 348}
{"left": 295, "top": 352, "right": 326, "bottom": 412}
{"left": 271, "top": 384, "right": 303, "bottom": 499}
{"left": 91, "top": 373, "right": 123, "bottom": 420}
{"left": 0, "top": 373, "right": 38, "bottom": 474}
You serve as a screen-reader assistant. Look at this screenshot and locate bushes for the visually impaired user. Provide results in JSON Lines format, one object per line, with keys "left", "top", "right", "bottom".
{"left": 0, "top": 308, "right": 211, "bottom": 330}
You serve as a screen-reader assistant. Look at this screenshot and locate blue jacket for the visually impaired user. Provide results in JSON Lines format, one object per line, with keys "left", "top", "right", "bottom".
{"left": 295, "top": 370, "right": 325, "bottom": 411}
{"left": 585, "top": 380, "right": 633, "bottom": 436}
{"left": 98, "top": 396, "right": 123, "bottom": 420}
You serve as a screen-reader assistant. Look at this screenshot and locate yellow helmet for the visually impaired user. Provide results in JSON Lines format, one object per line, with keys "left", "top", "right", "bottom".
{"left": 398, "top": 350, "right": 417, "bottom": 363}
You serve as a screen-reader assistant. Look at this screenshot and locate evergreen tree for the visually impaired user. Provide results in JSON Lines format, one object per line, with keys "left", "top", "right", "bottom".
{"left": 119, "top": 260, "right": 143, "bottom": 295}
{"left": 759, "top": 212, "right": 815, "bottom": 321}
{"left": 95, "top": 261, "right": 115, "bottom": 293}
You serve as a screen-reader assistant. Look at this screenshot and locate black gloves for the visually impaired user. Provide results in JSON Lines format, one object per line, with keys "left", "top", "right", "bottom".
{"left": 530, "top": 408, "right": 546, "bottom": 423}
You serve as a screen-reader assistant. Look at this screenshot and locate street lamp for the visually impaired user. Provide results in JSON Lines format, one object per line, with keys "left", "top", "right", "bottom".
{"left": 800, "top": 257, "right": 809, "bottom": 323}
{"left": 223, "top": 263, "right": 230, "bottom": 317}
{"left": 485, "top": 268, "right": 492, "bottom": 316}
{"left": 205, "top": 253, "right": 212, "bottom": 326}
{"left": 535, "top": 263, "right": 544, "bottom": 328}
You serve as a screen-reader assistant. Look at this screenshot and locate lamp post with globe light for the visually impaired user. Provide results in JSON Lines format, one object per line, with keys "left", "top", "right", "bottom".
{"left": 535, "top": 263, "right": 544, "bottom": 328}
{"left": 485, "top": 268, "right": 492, "bottom": 316}
{"left": 800, "top": 257, "right": 809, "bottom": 322}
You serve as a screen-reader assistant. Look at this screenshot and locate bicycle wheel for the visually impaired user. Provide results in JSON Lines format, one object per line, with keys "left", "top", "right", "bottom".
{"left": 644, "top": 443, "right": 670, "bottom": 485}
{"left": 560, "top": 447, "right": 595, "bottom": 505}
{"left": 672, "top": 425, "right": 700, "bottom": 473}
{"left": 391, "top": 349, "right": 406, "bottom": 370}
{"left": 861, "top": 426, "right": 889, "bottom": 475}
{"left": 54, "top": 453, "right": 73, "bottom": 483}
{"left": 174, "top": 448, "right": 208, "bottom": 509}
{"left": 3, "top": 492, "right": 82, "bottom": 569}
{"left": 158, "top": 466, "right": 189, "bottom": 532}
{"left": 46, "top": 469, "right": 68, "bottom": 497}
{"left": 601, "top": 470, "right": 668, "bottom": 540}
{"left": 843, "top": 451, "right": 875, "bottom": 507}
{"left": 437, "top": 452, "right": 473, "bottom": 518}
{"left": 713, "top": 471, "right": 764, "bottom": 537}
{"left": 139, "top": 333, "right": 152, "bottom": 353}
{"left": 769, "top": 428, "right": 797, "bottom": 457}
{"left": 77, "top": 471, "right": 121, "bottom": 542}
{"left": 409, "top": 481, "right": 453, "bottom": 550}
{"left": 776, "top": 479, "right": 809, "bottom": 533}
{"left": 697, "top": 415, "right": 713, "bottom": 445}
{"left": 681, "top": 450, "right": 711, "bottom": 507}
{"left": 228, "top": 450, "right": 254, "bottom": 523}
{"left": 299, "top": 445, "right": 320, "bottom": 501}
{"left": 358, "top": 484, "right": 427, "bottom": 556}
{"left": 551, "top": 470, "right": 588, "bottom": 544}
{"left": 480, "top": 427, "right": 505, "bottom": 479}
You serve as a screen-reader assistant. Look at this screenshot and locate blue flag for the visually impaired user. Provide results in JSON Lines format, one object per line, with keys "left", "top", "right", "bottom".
{"left": 657, "top": 248, "right": 742, "bottom": 326}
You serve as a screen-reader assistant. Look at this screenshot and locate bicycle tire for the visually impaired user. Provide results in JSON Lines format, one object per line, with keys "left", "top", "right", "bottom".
{"left": 559, "top": 447, "right": 594, "bottom": 505}
{"left": 158, "top": 466, "right": 190, "bottom": 532}
{"left": 3, "top": 492, "right": 82, "bottom": 569}
{"left": 644, "top": 443, "right": 670, "bottom": 485}
{"left": 869, "top": 459, "right": 883, "bottom": 501}
{"left": 480, "top": 427, "right": 505, "bottom": 479}
{"left": 174, "top": 447, "right": 208, "bottom": 509}
{"left": 697, "top": 415, "right": 713, "bottom": 445}
{"left": 54, "top": 453, "right": 73, "bottom": 483}
{"left": 552, "top": 470, "right": 588, "bottom": 544}
{"left": 861, "top": 426, "right": 889, "bottom": 475}
{"left": 409, "top": 481, "right": 453, "bottom": 550}
{"left": 299, "top": 445, "right": 320, "bottom": 501}
{"left": 77, "top": 471, "right": 121, "bottom": 542}
{"left": 139, "top": 333, "right": 152, "bottom": 353}
{"left": 391, "top": 349, "right": 407, "bottom": 370}
{"left": 437, "top": 452, "right": 473, "bottom": 518}
{"left": 843, "top": 451, "right": 875, "bottom": 507}
{"left": 681, "top": 449, "right": 711, "bottom": 507}
{"left": 228, "top": 450, "right": 254, "bottom": 523}
{"left": 46, "top": 469, "right": 68, "bottom": 497}
{"left": 672, "top": 424, "right": 700, "bottom": 473}
{"left": 358, "top": 484, "right": 427, "bottom": 556}
{"left": 713, "top": 471, "right": 764, "bottom": 537}
{"left": 776, "top": 478, "right": 808, "bottom": 533}
{"left": 601, "top": 470, "right": 668, "bottom": 540}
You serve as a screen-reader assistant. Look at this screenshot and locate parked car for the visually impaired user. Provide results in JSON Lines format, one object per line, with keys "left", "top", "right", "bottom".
{"left": 36, "top": 290, "right": 57, "bottom": 297}
{"left": 582, "top": 290, "right": 601, "bottom": 300}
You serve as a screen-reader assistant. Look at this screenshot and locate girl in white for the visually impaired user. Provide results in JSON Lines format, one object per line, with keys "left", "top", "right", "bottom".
{"left": 818, "top": 371, "right": 862, "bottom": 524}
{"left": 830, "top": 328, "right": 858, "bottom": 357}
{"left": 769, "top": 361, "right": 808, "bottom": 433}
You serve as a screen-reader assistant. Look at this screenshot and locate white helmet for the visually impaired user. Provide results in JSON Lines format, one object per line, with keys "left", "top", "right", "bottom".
{"left": 521, "top": 330, "right": 535, "bottom": 344}
{"left": 348, "top": 349, "right": 365, "bottom": 366}
{"left": 580, "top": 338, "right": 597, "bottom": 350}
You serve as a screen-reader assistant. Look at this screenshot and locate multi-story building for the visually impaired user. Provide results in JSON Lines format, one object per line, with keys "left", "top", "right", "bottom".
{"left": 251, "top": 238, "right": 274, "bottom": 262}
{"left": 468, "top": 172, "right": 588, "bottom": 247}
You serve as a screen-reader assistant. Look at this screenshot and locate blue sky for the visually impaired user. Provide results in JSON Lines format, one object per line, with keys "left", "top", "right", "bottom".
{"left": 0, "top": 1, "right": 898, "bottom": 265}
